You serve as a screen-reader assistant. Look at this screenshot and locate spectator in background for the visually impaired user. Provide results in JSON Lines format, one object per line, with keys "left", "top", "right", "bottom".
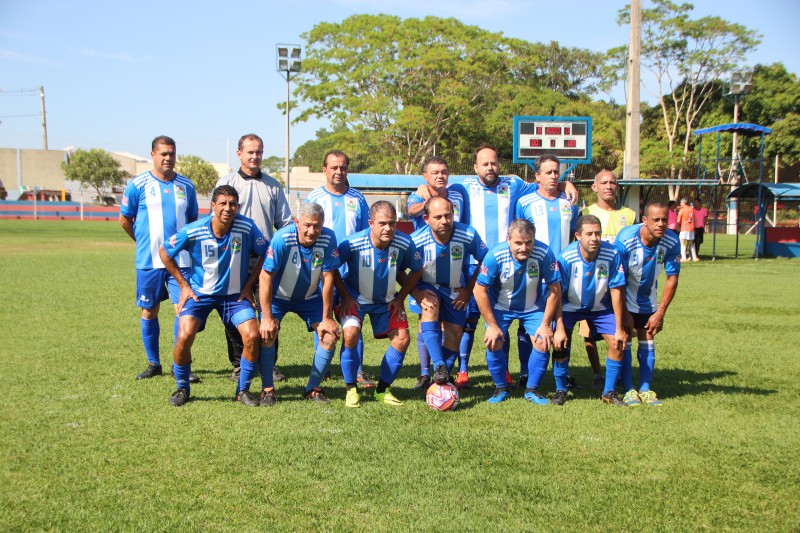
{"left": 693, "top": 198, "right": 708, "bottom": 256}
{"left": 676, "top": 197, "right": 698, "bottom": 262}
{"left": 667, "top": 200, "right": 678, "bottom": 232}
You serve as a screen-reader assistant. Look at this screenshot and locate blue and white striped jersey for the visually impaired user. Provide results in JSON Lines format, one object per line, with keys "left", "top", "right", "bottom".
{"left": 461, "top": 176, "right": 535, "bottom": 261}
{"left": 338, "top": 228, "right": 422, "bottom": 305}
{"left": 263, "top": 224, "right": 339, "bottom": 302}
{"left": 305, "top": 186, "right": 370, "bottom": 239}
{"left": 163, "top": 214, "right": 267, "bottom": 297}
{"left": 614, "top": 224, "right": 681, "bottom": 314}
{"left": 406, "top": 183, "right": 470, "bottom": 230}
{"left": 516, "top": 191, "right": 579, "bottom": 253}
{"left": 558, "top": 240, "right": 626, "bottom": 313}
{"left": 121, "top": 171, "right": 198, "bottom": 269}
{"left": 477, "top": 240, "right": 559, "bottom": 313}
{"left": 410, "top": 221, "right": 487, "bottom": 300}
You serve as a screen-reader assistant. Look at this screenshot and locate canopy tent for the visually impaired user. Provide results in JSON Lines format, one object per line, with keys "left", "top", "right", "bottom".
{"left": 726, "top": 182, "right": 800, "bottom": 201}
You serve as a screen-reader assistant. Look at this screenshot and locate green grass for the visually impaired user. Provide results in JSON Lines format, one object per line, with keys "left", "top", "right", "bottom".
{"left": 1, "top": 220, "right": 798, "bottom": 532}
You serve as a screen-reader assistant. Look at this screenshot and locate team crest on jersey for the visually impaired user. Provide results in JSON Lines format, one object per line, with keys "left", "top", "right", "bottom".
{"left": 453, "top": 206, "right": 460, "bottom": 219}
{"left": 619, "top": 216, "right": 629, "bottom": 226}
{"left": 527, "top": 262, "right": 539, "bottom": 279}
{"left": 451, "top": 245, "right": 463, "bottom": 261}
{"left": 561, "top": 203, "right": 571, "bottom": 215}
{"left": 176, "top": 186, "right": 186, "bottom": 199}
{"left": 498, "top": 184, "right": 509, "bottom": 196}
{"left": 480, "top": 264, "right": 488, "bottom": 276}
{"left": 656, "top": 248, "right": 665, "bottom": 264}
{"left": 231, "top": 237, "right": 242, "bottom": 254}
{"left": 597, "top": 264, "right": 608, "bottom": 279}
{"left": 147, "top": 186, "right": 157, "bottom": 198}
{"left": 414, "top": 251, "right": 421, "bottom": 261}
{"left": 312, "top": 250, "right": 323, "bottom": 268}
{"left": 346, "top": 198, "right": 357, "bottom": 211}
{"left": 267, "top": 247, "right": 275, "bottom": 259}
{"left": 389, "top": 251, "right": 398, "bottom": 266}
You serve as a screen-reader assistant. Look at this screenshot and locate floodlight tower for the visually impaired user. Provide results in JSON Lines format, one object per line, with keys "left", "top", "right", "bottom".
{"left": 276, "top": 44, "right": 302, "bottom": 196}
{"left": 724, "top": 71, "right": 753, "bottom": 234}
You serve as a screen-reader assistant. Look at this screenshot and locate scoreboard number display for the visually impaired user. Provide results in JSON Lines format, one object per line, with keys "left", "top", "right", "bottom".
{"left": 513, "top": 116, "right": 592, "bottom": 165}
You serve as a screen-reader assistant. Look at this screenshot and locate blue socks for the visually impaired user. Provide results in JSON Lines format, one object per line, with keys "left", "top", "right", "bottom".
{"left": 526, "top": 349, "right": 550, "bottom": 390}
{"left": 486, "top": 348, "right": 507, "bottom": 388}
{"left": 420, "top": 321, "right": 445, "bottom": 368}
{"left": 459, "top": 328, "right": 475, "bottom": 372}
{"left": 553, "top": 357, "right": 569, "bottom": 392}
{"left": 621, "top": 346, "right": 634, "bottom": 391}
{"left": 173, "top": 363, "right": 191, "bottom": 391}
{"left": 443, "top": 347, "right": 458, "bottom": 374}
{"left": 356, "top": 334, "right": 365, "bottom": 375}
{"left": 417, "top": 334, "right": 430, "bottom": 376}
{"left": 604, "top": 358, "right": 622, "bottom": 396}
{"left": 379, "top": 346, "right": 405, "bottom": 384}
{"left": 141, "top": 317, "right": 160, "bottom": 366}
{"left": 258, "top": 344, "right": 276, "bottom": 389}
{"left": 638, "top": 340, "right": 655, "bottom": 392}
{"left": 238, "top": 358, "right": 257, "bottom": 393}
{"left": 340, "top": 345, "right": 359, "bottom": 384}
{"left": 307, "top": 345, "right": 334, "bottom": 392}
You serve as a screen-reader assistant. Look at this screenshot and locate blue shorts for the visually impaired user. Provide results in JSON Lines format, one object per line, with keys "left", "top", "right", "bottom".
{"left": 272, "top": 296, "right": 322, "bottom": 332}
{"left": 491, "top": 308, "right": 545, "bottom": 337}
{"left": 563, "top": 309, "right": 616, "bottom": 336}
{"left": 180, "top": 293, "right": 256, "bottom": 332}
{"left": 410, "top": 283, "right": 467, "bottom": 327}
{"left": 136, "top": 267, "right": 189, "bottom": 309}
{"left": 631, "top": 312, "right": 653, "bottom": 330}
{"left": 340, "top": 301, "right": 409, "bottom": 338}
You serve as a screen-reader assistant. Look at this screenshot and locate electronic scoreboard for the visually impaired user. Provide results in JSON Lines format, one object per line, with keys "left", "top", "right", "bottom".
{"left": 512, "top": 116, "right": 592, "bottom": 166}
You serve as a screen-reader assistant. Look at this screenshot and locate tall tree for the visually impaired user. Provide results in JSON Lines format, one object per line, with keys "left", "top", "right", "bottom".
{"left": 61, "top": 148, "right": 129, "bottom": 201}
{"left": 175, "top": 155, "right": 219, "bottom": 196}
{"left": 613, "top": 0, "right": 760, "bottom": 198}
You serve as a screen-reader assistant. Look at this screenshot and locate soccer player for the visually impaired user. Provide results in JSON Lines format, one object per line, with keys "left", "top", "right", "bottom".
{"left": 407, "top": 156, "right": 470, "bottom": 388}
{"left": 158, "top": 185, "right": 268, "bottom": 407}
{"left": 473, "top": 219, "right": 561, "bottom": 404}
{"left": 335, "top": 201, "right": 423, "bottom": 407}
{"left": 119, "top": 135, "right": 199, "bottom": 382}
{"left": 259, "top": 202, "right": 341, "bottom": 404}
{"left": 579, "top": 169, "right": 637, "bottom": 389}
{"left": 216, "top": 133, "right": 292, "bottom": 384}
{"left": 614, "top": 202, "right": 681, "bottom": 406}
{"left": 552, "top": 215, "right": 627, "bottom": 407}
{"left": 409, "top": 196, "right": 486, "bottom": 387}
{"left": 305, "top": 150, "right": 374, "bottom": 388}
{"left": 515, "top": 154, "right": 580, "bottom": 387}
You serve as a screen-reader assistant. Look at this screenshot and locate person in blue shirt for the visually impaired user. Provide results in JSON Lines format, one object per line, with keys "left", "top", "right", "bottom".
{"left": 259, "top": 202, "right": 342, "bottom": 404}
{"left": 409, "top": 196, "right": 486, "bottom": 387}
{"left": 119, "top": 135, "right": 199, "bottom": 382}
{"left": 552, "top": 215, "right": 627, "bottom": 407}
{"left": 406, "top": 156, "right": 470, "bottom": 389}
{"left": 614, "top": 202, "right": 681, "bottom": 406}
{"left": 159, "top": 185, "right": 268, "bottom": 407}
{"left": 335, "top": 201, "right": 423, "bottom": 408}
{"left": 474, "top": 219, "right": 562, "bottom": 404}
{"left": 305, "top": 150, "right": 374, "bottom": 388}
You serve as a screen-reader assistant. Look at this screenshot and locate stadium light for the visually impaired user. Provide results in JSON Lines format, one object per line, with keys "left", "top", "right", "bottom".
{"left": 723, "top": 70, "right": 754, "bottom": 235}
{"left": 277, "top": 44, "right": 302, "bottom": 197}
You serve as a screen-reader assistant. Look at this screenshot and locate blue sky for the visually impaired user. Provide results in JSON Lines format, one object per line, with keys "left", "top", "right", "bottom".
{"left": 1, "top": 0, "right": 797, "bottom": 166}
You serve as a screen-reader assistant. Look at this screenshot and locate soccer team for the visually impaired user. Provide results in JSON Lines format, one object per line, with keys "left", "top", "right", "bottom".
{"left": 120, "top": 135, "right": 680, "bottom": 408}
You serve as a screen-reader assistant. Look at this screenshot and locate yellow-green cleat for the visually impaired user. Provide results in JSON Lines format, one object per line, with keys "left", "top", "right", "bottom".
{"left": 345, "top": 387, "right": 361, "bottom": 408}
{"left": 375, "top": 389, "right": 404, "bottom": 406}
{"left": 639, "top": 389, "right": 663, "bottom": 406}
{"left": 623, "top": 389, "right": 642, "bottom": 407}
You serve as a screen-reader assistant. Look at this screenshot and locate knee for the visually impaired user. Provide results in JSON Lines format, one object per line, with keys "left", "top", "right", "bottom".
{"left": 241, "top": 327, "right": 260, "bottom": 349}
{"left": 343, "top": 327, "right": 360, "bottom": 348}
{"left": 392, "top": 329, "right": 410, "bottom": 352}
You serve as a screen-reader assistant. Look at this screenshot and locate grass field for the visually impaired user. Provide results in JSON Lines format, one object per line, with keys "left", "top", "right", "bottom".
{"left": 1, "top": 220, "right": 798, "bottom": 532}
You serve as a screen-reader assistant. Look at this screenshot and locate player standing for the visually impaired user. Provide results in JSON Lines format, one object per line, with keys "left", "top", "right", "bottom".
{"left": 119, "top": 136, "right": 199, "bottom": 382}
{"left": 158, "top": 185, "right": 268, "bottom": 407}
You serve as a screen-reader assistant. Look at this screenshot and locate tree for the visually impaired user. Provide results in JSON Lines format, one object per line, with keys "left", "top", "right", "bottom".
{"left": 613, "top": 0, "right": 761, "bottom": 198}
{"left": 61, "top": 148, "right": 129, "bottom": 201}
{"left": 175, "top": 155, "right": 219, "bottom": 196}
{"left": 261, "top": 156, "right": 285, "bottom": 185}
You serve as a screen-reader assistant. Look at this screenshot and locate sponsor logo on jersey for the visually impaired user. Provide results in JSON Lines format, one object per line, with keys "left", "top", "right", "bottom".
{"left": 121, "top": 196, "right": 129, "bottom": 207}
{"left": 335, "top": 201, "right": 342, "bottom": 207}
{"left": 231, "top": 237, "right": 242, "bottom": 254}
{"left": 176, "top": 186, "right": 186, "bottom": 199}
{"left": 256, "top": 236, "right": 266, "bottom": 247}
{"left": 480, "top": 264, "right": 488, "bottom": 276}
{"left": 169, "top": 235, "right": 177, "bottom": 247}
{"left": 312, "top": 250, "right": 323, "bottom": 268}
{"left": 451, "top": 245, "right": 463, "bottom": 261}
{"left": 597, "top": 264, "right": 608, "bottom": 279}
{"left": 266, "top": 247, "right": 274, "bottom": 259}
{"left": 549, "top": 261, "right": 558, "bottom": 271}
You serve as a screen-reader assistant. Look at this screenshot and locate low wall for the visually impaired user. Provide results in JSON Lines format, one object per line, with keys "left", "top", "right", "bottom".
{"left": 0, "top": 201, "right": 211, "bottom": 221}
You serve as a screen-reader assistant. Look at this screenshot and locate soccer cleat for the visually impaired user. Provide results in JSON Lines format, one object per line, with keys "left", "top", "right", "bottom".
{"left": 566, "top": 375, "right": 580, "bottom": 389}
{"left": 623, "top": 389, "right": 642, "bottom": 407}
{"left": 550, "top": 390, "right": 568, "bottom": 406}
{"left": 505, "top": 371, "right": 515, "bottom": 387}
{"left": 375, "top": 389, "right": 404, "bottom": 406}
{"left": 345, "top": 387, "right": 362, "bottom": 408}
{"left": 432, "top": 365, "right": 449, "bottom": 385}
{"left": 487, "top": 388, "right": 510, "bottom": 404}
{"left": 230, "top": 367, "right": 240, "bottom": 383}
{"left": 414, "top": 374, "right": 432, "bottom": 389}
{"left": 523, "top": 389, "right": 549, "bottom": 405}
{"left": 454, "top": 371, "right": 472, "bottom": 390}
{"left": 273, "top": 365, "right": 286, "bottom": 382}
{"left": 639, "top": 390, "right": 663, "bottom": 406}
{"left": 259, "top": 388, "right": 277, "bottom": 407}
{"left": 237, "top": 390, "right": 260, "bottom": 407}
{"left": 305, "top": 388, "right": 331, "bottom": 404}
{"left": 517, "top": 374, "right": 528, "bottom": 389}
{"left": 592, "top": 374, "right": 604, "bottom": 391}
{"left": 602, "top": 391, "right": 626, "bottom": 407}
{"left": 188, "top": 372, "right": 201, "bottom": 384}
{"left": 357, "top": 372, "right": 376, "bottom": 388}
{"left": 136, "top": 363, "right": 162, "bottom": 380}
{"left": 169, "top": 388, "right": 190, "bottom": 407}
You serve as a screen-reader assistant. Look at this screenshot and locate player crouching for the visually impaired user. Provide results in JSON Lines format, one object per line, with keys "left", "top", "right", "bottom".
{"left": 159, "top": 185, "right": 270, "bottom": 407}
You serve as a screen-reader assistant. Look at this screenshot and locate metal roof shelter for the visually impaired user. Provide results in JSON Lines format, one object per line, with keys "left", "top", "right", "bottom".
{"left": 727, "top": 183, "right": 800, "bottom": 258}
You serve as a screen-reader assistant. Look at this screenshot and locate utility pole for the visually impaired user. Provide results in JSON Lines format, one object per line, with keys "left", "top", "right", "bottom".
{"left": 40, "top": 86, "right": 48, "bottom": 150}
{"left": 623, "top": 0, "right": 642, "bottom": 183}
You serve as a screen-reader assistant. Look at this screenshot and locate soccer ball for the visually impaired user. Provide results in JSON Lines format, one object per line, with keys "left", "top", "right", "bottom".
{"left": 426, "top": 382, "right": 460, "bottom": 411}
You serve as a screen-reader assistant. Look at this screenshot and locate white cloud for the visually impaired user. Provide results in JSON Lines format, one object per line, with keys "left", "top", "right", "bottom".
{"left": 0, "top": 48, "right": 61, "bottom": 65}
